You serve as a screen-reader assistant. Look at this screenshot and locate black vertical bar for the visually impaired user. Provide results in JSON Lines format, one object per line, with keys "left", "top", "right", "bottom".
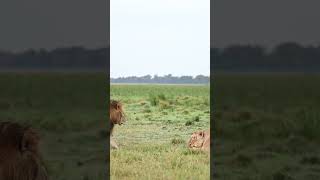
{"left": 210, "top": 0, "right": 214, "bottom": 179}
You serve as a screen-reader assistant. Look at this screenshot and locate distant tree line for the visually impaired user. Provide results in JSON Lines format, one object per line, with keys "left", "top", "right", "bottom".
{"left": 0, "top": 46, "right": 108, "bottom": 70}
{"left": 212, "top": 42, "right": 320, "bottom": 72}
{"left": 1, "top": 42, "right": 319, "bottom": 72}
{"left": 111, "top": 74, "right": 210, "bottom": 84}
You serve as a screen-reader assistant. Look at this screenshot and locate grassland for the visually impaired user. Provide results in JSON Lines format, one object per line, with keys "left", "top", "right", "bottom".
{"left": 213, "top": 74, "right": 320, "bottom": 180}
{"left": 0, "top": 73, "right": 107, "bottom": 180}
{"left": 111, "top": 84, "right": 210, "bottom": 180}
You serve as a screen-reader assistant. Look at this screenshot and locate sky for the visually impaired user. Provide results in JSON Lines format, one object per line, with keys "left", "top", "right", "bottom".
{"left": 0, "top": 0, "right": 318, "bottom": 51}
{"left": 110, "top": 0, "right": 210, "bottom": 78}
{"left": 1, "top": 0, "right": 319, "bottom": 74}
{"left": 0, "top": 0, "right": 109, "bottom": 52}
{"left": 213, "top": 0, "right": 320, "bottom": 48}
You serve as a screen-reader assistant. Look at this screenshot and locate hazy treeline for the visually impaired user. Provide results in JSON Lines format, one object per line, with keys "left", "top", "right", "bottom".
{"left": 111, "top": 74, "right": 209, "bottom": 84}
{"left": 0, "top": 46, "right": 108, "bottom": 70}
{"left": 212, "top": 42, "right": 320, "bottom": 72}
{"left": 2, "top": 42, "right": 319, "bottom": 72}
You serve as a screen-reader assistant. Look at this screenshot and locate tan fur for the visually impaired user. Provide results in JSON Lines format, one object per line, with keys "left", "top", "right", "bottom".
{"left": 0, "top": 122, "right": 48, "bottom": 180}
{"left": 188, "top": 129, "right": 210, "bottom": 152}
{"left": 110, "top": 139, "right": 119, "bottom": 149}
{"left": 110, "top": 100, "right": 126, "bottom": 149}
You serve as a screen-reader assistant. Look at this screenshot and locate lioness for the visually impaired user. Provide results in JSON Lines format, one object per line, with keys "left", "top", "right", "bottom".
{"left": 188, "top": 129, "right": 210, "bottom": 152}
{"left": 0, "top": 121, "right": 48, "bottom": 180}
{"left": 110, "top": 100, "right": 126, "bottom": 149}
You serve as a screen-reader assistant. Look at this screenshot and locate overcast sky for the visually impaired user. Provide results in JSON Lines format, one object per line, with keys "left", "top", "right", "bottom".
{"left": 213, "top": 0, "right": 320, "bottom": 48}
{"left": 1, "top": 0, "right": 319, "bottom": 51}
{"left": 110, "top": 0, "right": 210, "bottom": 78}
{"left": 0, "top": 0, "right": 108, "bottom": 52}
{"left": 1, "top": 0, "right": 319, "bottom": 74}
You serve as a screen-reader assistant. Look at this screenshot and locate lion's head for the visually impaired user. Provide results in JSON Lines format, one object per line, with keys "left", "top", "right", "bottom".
{"left": 110, "top": 100, "right": 126, "bottom": 125}
{"left": 188, "top": 129, "right": 210, "bottom": 152}
{"left": 0, "top": 122, "right": 48, "bottom": 180}
{"left": 188, "top": 130, "right": 206, "bottom": 149}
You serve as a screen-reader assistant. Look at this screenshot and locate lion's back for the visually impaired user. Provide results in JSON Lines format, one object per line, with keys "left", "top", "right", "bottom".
{"left": 0, "top": 122, "right": 48, "bottom": 180}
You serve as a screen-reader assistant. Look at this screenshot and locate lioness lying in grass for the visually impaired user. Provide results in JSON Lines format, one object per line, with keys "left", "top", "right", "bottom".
{"left": 188, "top": 129, "right": 210, "bottom": 152}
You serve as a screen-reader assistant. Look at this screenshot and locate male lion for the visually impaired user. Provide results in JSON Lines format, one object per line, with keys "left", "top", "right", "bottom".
{"left": 0, "top": 121, "right": 48, "bottom": 180}
{"left": 110, "top": 100, "right": 126, "bottom": 149}
{"left": 188, "top": 129, "right": 210, "bottom": 152}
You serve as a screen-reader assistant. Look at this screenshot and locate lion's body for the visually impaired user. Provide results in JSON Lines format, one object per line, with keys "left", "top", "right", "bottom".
{"left": 110, "top": 100, "right": 126, "bottom": 149}
{"left": 0, "top": 122, "right": 48, "bottom": 180}
{"left": 188, "top": 129, "right": 210, "bottom": 152}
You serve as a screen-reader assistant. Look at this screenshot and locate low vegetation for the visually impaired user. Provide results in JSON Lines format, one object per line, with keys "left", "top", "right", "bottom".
{"left": 111, "top": 84, "right": 210, "bottom": 180}
{"left": 213, "top": 73, "right": 320, "bottom": 179}
{"left": 0, "top": 73, "right": 107, "bottom": 180}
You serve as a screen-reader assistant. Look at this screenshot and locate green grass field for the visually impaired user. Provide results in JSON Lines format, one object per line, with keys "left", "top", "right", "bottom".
{"left": 213, "top": 74, "right": 320, "bottom": 179}
{"left": 0, "top": 73, "right": 108, "bottom": 180}
{"left": 111, "top": 84, "right": 210, "bottom": 180}
{"left": 3, "top": 73, "right": 318, "bottom": 179}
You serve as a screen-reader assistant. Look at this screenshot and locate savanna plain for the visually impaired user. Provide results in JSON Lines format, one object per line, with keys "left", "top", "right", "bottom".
{"left": 3, "top": 73, "right": 316, "bottom": 180}
{"left": 111, "top": 84, "right": 210, "bottom": 180}
{"left": 213, "top": 74, "right": 320, "bottom": 180}
{"left": 0, "top": 73, "right": 107, "bottom": 180}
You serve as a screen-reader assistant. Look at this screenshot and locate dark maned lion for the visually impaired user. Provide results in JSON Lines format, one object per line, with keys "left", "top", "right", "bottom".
{"left": 0, "top": 122, "right": 48, "bottom": 180}
{"left": 110, "top": 100, "right": 126, "bottom": 149}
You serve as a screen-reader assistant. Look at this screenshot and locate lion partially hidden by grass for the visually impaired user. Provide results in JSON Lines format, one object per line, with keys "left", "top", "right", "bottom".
{"left": 188, "top": 129, "right": 210, "bottom": 153}
{"left": 0, "top": 122, "right": 48, "bottom": 180}
{"left": 110, "top": 100, "right": 126, "bottom": 149}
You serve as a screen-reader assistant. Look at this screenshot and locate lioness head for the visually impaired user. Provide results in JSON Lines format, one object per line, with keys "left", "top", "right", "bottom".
{"left": 188, "top": 130, "right": 207, "bottom": 149}
{"left": 110, "top": 100, "right": 126, "bottom": 125}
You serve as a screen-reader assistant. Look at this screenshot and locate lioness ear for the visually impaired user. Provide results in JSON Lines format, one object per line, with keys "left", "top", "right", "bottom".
{"left": 21, "top": 128, "right": 40, "bottom": 153}
{"left": 199, "top": 131, "right": 205, "bottom": 137}
{"left": 116, "top": 103, "right": 121, "bottom": 110}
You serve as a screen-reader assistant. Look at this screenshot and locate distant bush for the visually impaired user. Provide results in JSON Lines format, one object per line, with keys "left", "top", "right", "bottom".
{"left": 158, "top": 93, "right": 166, "bottom": 101}
{"left": 148, "top": 94, "right": 159, "bottom": 106}
{"left": 148, "top": 94, "right": 168, "bottom": 107}
{"left": 143, "top": 108, "right": 152, "bottom": 113}
{"left": 159, "top": 100, "right": 170, "bottom": 110}
{"left": 171, "top": 138, "right": 185, "bottom": 145}
{"left": 185, "top": 120, "right": 194, "bottom": 126}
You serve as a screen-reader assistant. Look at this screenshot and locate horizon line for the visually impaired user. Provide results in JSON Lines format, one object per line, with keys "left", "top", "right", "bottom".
{"left": 111, "top": 74, "right": 210, "bottom": 78}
